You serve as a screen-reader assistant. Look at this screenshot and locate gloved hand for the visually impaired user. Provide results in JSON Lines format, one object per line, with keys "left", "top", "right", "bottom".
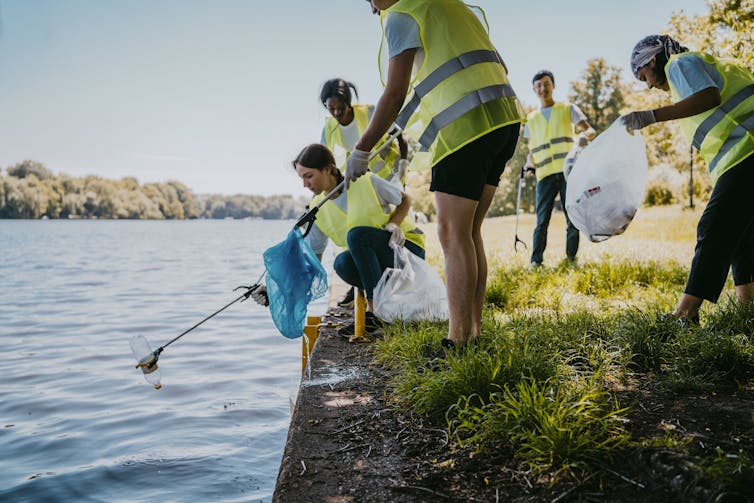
{"left": 250, "top": 284, "right": 269, "bottom": 307}
{"left": 621, "top": 110, "right": 656, "bottom": 131}
{"left": 577, "top": 133, "right": 589, "bottom": 147}
{"left": 384, "top": 222, "right": 405, "bottom": 248}
{"left": 523, "top": 162, "right": 535, "bottom": 176}
{"left": 344, "top": 149, "right": 370, "bottom": 188}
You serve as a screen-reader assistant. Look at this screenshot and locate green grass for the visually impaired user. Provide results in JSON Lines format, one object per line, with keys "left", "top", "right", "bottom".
{"left": 372, "top": 245, "right": 754, "bottom": 489}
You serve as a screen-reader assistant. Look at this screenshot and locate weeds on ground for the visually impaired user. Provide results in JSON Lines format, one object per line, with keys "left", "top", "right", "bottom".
{"left": 373, "top": 255, "right": 754, "bottom": 492}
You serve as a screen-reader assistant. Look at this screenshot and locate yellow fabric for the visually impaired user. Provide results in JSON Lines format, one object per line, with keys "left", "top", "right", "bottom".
{"left": 380, "top": 0, "right": 525, "bottom": 168}
{"left": 309, "top": 191, "right": 348, "bottom": 249}
{"left": 526, "top": 103, "right": 574, "bottom": 181}
{"left": 346, "top": 174, "right": 425, "bottom": 250}
{"left": 323, "top": 104, "right": 399, "bottom": 180}
{"left": 667, "top": 52, "right": 754, "bottom": 185}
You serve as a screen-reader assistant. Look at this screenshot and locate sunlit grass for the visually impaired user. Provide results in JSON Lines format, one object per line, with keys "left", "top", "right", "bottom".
{"left": 374, "top": 205, "right": 754, "bottom": 485}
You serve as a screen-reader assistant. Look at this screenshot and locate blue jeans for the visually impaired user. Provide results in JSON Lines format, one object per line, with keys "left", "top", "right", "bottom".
{"left": 334, "top": 226, "right": 425, "bottom": 300}
{"left": 531, "top": 172, "right": 579, "bottom": 264}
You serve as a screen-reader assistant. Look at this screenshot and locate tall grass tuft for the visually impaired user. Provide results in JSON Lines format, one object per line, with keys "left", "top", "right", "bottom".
{"left": 450, "top": 378, "right": 630, "bottom": 473}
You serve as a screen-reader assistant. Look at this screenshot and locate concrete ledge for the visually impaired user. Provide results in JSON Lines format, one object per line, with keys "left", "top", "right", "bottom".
{"left": 272, "top": 304, "right": 434, "bottom": 503}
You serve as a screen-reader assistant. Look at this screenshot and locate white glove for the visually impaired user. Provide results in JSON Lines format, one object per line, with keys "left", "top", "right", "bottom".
{"left": 621, "top": 110, "right": 656, "bottom": 131}
{"left": 344, "top": 149, "right": 370, "bottom": 188}
{"left": 250, "top": 284, "right": 269, "bottom": 307}
{"left": 384, "top": 222, "right": 405, "bottom": 248}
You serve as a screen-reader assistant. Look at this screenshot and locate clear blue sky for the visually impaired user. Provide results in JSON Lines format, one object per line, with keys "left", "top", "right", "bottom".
{"left": 0, "top": 0, "right": 707, "bottom": 197}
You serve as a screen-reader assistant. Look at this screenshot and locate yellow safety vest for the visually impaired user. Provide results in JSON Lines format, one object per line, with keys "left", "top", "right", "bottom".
{"left": 346, "top": 174, "right": 425, "bottom": 250}
{"left": 667, "top": 52, "right": 754, "bottom": 185}
{"left": 379, "top": 0, "right": 525, "bottom": 168}
{"left": 309, "top": 191, "right": 348, "bottom": 249}
{"left": 527, "top": 103, "right": 574, "bottom": 181}
{"left": 323, "top": 104, "right": 399, "bottom": 180}
{"left": 310, "top": 175, "right": 425, "bottom": 251}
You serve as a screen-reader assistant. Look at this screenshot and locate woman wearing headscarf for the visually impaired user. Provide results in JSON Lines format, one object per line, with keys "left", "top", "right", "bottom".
{"left": 622, "top": 34, "right": 754, "bottom": 323}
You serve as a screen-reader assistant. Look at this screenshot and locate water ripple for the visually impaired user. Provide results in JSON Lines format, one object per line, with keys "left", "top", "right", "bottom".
{"left": 0, "top": 220, "right": 316, "bottom": 502}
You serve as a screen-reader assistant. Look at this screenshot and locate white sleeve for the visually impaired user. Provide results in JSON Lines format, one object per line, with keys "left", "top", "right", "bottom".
{"left": 305, "top": 223, "right": 328, "bottom": 256}
{"left": 371, "top": 176, "right": 404, "bottom": 206}
{"left": 570, "top": 104, "right": 588, "bottom": 125}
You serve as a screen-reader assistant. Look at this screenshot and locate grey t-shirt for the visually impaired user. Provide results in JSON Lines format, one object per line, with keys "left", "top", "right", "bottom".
{"left": 384, "top": 12, "right": 425, "bottom": 70}
{"left": 306, "top": 176, "right": 404, "bottom": 255}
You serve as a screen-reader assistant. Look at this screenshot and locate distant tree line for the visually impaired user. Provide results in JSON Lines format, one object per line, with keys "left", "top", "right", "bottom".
{"left": 0, "top": 160, "right": 307, "bottom": 220}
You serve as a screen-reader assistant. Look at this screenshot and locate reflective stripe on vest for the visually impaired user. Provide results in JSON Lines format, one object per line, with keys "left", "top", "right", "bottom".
{"left": 346, "top": 174, "right": 425, "bottom": 251}
{"left": 395, "top": 49, "right": 503, "bottom": 129}
{"left": 668, "top": 52, "right": 754, "bottom": 185}
{"left": 323, "top": 104, "right": 397, "bottom": 180}
{"left": 381, "top": 0, "right": 525, "bottom": 167}
{"left": 527, "top": 103, "right": 574, "bottom": 181}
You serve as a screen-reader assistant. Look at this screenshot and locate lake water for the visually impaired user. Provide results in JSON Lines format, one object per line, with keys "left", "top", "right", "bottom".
{"left": 0, "top": 220, "right": 329, "bottom": 503}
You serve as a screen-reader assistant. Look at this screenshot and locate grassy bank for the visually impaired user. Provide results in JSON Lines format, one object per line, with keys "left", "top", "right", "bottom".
{"left": 374, "top": 206, "right": 754, "bottom": 500}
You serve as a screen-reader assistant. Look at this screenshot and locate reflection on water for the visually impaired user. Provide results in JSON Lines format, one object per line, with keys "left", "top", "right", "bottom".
{"left": 0, "top": 220, "right": 328, "bottom": 502}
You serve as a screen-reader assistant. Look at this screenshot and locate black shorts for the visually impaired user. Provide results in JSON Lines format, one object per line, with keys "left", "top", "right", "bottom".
{"left": 429, "top": 123, "right": 520, "bottom": 201}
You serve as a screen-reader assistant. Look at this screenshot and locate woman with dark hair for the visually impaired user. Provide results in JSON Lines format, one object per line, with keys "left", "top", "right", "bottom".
{"left": 320, "top": 78, "right": 407, "bottom": 183}
{"left": 255, "top": 143, "right": 425, "bottom": 342}
{"left": 622, "top": 34, "right": 754, "bottom": 324}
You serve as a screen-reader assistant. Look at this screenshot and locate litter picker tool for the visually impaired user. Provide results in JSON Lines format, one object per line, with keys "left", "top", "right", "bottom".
{"left": 131, "top": 127, "right": 403, "bottom": 388}
{"left": 514, "top": 165, "right": 528, "bottom": 252}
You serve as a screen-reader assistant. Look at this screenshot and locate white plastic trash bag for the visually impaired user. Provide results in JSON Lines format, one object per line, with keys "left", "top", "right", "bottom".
{"left": 373, "top": 243, "right": 449, "bottom": 322}
{"left": 565, "top": 119, "right": 648, "bottom": 242}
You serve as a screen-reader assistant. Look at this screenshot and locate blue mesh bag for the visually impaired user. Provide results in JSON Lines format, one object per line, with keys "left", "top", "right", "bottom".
{"left": 263, "top": 227, "right": 328, "bottom": 339}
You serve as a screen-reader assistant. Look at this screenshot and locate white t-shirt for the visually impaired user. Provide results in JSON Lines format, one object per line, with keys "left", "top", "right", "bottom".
{"left": 523, "top": 104, "right": 588, "bottom": 139}
{"left": 306, "top": 176, "right": 405, "bottom": 255}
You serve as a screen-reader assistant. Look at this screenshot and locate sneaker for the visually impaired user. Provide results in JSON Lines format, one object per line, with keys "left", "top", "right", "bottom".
{"left": 425, "top": 338, "right": 458, "bottom": 370}
{"left": 338, "top": 312, "right": 386, "bottom": 341}
{"left": 337, "top": 288, "right": 355, "bottom": 308}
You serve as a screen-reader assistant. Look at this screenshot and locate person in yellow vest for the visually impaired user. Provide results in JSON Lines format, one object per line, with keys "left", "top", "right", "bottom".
{"left": 320, "top": 78, "right": 409, "bottom": 309}
{"left": 524, "top": 70, "right": 596, "bottom": 267}
{"left": 290, "top": 143, "right": 426, "bottom": 341}
{"left": 320, "top": 78, "right": 408, "bottom": 184}
{"left": 346, "top": 0, "right": 525, "bottom": 356}
{"left": 622, "top": 34, "right": 754, "bottom": 325}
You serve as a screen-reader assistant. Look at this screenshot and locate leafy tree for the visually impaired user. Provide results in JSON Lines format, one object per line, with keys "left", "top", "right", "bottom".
{"left": 568, "top": 58, "right": 627, "bottom": 134}
{"left": 7, "top": 160, "right": 53, "bottom": 180}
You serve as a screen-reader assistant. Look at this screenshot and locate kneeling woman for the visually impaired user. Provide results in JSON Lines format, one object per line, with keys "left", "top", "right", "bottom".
{"left": 294, "top": 143, "right": 425, "bottom": 340}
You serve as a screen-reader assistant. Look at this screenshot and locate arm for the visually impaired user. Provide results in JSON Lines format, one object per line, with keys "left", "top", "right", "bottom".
{"left": 575, "top": 119, "right": 597, "bottom": 141}
{"left": 653, "top": 86, "right": 721, "bottom": 122}
{"left": 384, "top": 191, "right": 412, "bottom": 248}
{"left": 623, "top": 87, "right": 722, "bottom": 131}
{"left": 387, "top": 191, "right": 411, "bottom": 226}
{"left": 355, "top": 49, "right": 416, "bottom": 152}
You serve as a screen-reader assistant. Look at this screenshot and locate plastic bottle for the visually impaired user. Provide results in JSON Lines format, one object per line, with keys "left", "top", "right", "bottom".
{"left": 130, "top": 335, "right": 162, "bottom": 390}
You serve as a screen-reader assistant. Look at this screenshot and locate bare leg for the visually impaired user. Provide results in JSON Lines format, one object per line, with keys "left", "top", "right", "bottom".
{"left": 470, "top": 185, "right": 497, "bottom": 339}
{"left": 673, "top": 293, "right": 704, "bottom": 321}
{"left": 735, "top": 282, "right": 754, "bottom": 304}
{"left": 435, "top": 191, "right": 479, "bottom": 345}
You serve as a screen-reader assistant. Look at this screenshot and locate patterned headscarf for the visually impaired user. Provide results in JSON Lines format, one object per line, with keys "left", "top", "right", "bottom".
{"left": 630, "top": 35, "right": 688, "bottom": 78}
